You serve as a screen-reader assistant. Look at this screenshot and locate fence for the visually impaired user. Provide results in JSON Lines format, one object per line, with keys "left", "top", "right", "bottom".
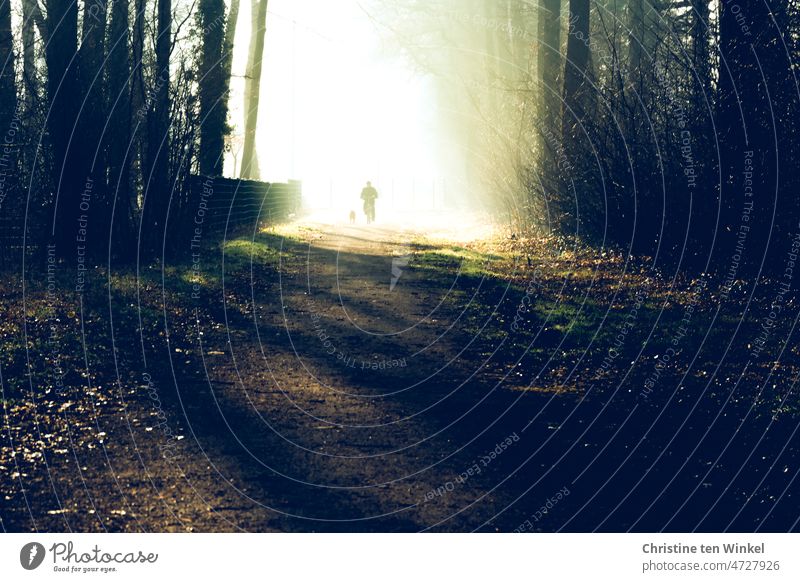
{"left": 0, "top": 171, "right": 32, "bottom": 270}
{"left": 181, "top": 175, "right": 301, "bottom": 235}
{"left": 0, "top": 176, "right": 302, "bottom": 269}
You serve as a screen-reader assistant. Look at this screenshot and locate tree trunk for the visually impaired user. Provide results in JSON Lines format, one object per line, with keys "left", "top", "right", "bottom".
{"left": 224, "top": 0, "right": 241, "bottom": 59}
{"left": 143, "top": 0, "right": 172, "bottom": 254}
{"left": 537, "top": 0, "right": 561, "bottom": 122}
{"left": 199, "top": 0, "right": 229, "bottom": 176}
{"left": 222, "top": 0, "right": 241, "bottom": 109}
{"left": 240, "top": 0, "right": 268, "bottom": 180}
{"left": 78, "top": 0, "right": 108, "bottom": 254}
{"left": 78, "top": 0, "right": 107, "bottom": 134}
{"left": 691, "top": 0, "right": 712, "bottom": 114}
{"left": 687, "top": 0, "right": 712, "bottom": 206}
{"left": 562, "top": 0, "right": 589, "bottom": 142}
{"left": 44, "top": 0, "right": 82, "bottom": 255}
{"left": 0, "top": 0, "right": 15, "bottom": 118}
{"left": 21, "top": 0, "right": 37, "bottom": 112}
{"left": 0, "top": 0, "right": 16, "bottom": 198}
{"left": 625, "top": 0, "right": 645, "bottom": 204}
{"left": 717, "top": 0, "right": 783, "bottom": 264}
{"left": 130, "top": 0, "right": 146, "bottom": 201}
{"left": 106, "top": 0, "right": 133, "bottom": 257}
{"left": 154, "top": 0, "right": 171, "bottom": 187}
{"left": 627, "top": 0, "right": 644, "bottom": 82}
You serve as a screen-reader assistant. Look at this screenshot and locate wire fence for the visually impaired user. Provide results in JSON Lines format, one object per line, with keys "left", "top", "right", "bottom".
{"left": 180, "top": 175, "right": 301, "bottom": 236}
{"left": 0, "top": 176, "right": 302, "bottom": 270}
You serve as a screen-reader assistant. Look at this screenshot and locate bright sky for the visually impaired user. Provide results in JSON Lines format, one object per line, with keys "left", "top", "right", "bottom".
{"left": 226, "top": 0, "right": 448, "bottom": 211}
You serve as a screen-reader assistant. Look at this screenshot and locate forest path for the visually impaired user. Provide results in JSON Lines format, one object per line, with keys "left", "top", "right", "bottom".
{"left": 4, "top": 214, "right": 557, "bottom": 533}
{"left": 166, "top": 215, "right": 552, "bottom": 531}
{"left": 7, "top": 215, "right": 795, "bottom": 533}
{"left": 124, "top": 216, "right": 800, "bottom": 532}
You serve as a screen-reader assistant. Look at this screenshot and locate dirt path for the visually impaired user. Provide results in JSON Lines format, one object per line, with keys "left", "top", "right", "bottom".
{"left": 166, "top": 219, "right": 549, "bottom": 531}
{"left": 2, "top": 218, "right": 548, "bottom": 532}
{"left": 4, "top": 217, "right": 799, "bottom": 532}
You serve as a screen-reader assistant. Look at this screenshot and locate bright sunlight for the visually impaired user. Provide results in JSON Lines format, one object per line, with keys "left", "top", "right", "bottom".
{"left": 226, "top": 0, "right": 465, "bottom": 216}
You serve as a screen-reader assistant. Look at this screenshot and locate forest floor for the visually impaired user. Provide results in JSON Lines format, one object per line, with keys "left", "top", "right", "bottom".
{"left": 2, "top": 213, "right": 800, "bottom": 532}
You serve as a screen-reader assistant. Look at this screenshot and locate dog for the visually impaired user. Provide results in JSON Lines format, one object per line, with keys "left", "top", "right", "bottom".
{"left": 349, "top": 210, "right": 356, "bottom": 224}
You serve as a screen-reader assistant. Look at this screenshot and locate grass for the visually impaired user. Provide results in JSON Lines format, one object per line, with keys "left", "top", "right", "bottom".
{"left": 222, "top": 238, "right": 286, "bottom": 267}
{"left": 2, "top": 221, "right": 800, "bottom": 533}
{"left": 2, "top": 223, "right": 799, "bottom": 414}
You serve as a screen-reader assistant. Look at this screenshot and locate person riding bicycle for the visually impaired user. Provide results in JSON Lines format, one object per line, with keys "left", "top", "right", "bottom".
{"left": 360, "top": 181, "right": 378, "bottom": 224}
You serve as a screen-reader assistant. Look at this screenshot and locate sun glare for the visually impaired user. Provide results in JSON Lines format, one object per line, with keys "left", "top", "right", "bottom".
{"left": 226, "top": 0, "right": 457, "bottom": 216}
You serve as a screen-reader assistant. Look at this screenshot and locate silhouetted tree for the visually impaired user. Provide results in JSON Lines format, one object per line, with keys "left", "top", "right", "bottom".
{"left": 44, "top": 0, "right": 82, "bottom": 255}
{"left": 0, "top": 0, "right": 16, "bottom": 133}
{"left": 106, "top": 0, "right": 134, "bottom": 256}
{"left": 241, "top": 0, "right": 268, "bottom": 180}
{"left": 562, "top": 0, "right": 590, "bottom": 142}
{"left": 538, "top": 0, "right": 561, "bottom": 123}
{"left": 142, "top": 0, "right": 172, "bottom": 254}
{"left": 198, "top": 0, "right": 229, "bottom": 176}
{"left": 21, "top": 0, "right": 40, "bottom": 113}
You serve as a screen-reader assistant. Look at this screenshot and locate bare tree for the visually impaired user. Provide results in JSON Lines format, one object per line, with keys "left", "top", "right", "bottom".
{"left": 198, "top": 0, "right": 229, "bottom": 176}
{"left": 44, "top": 0, "right": 82, "bottom": 253}
{"left": 222, "top": 0, "right": 241, "bottom": 114}
{"left": 538, "top": 0, "right": 561, "bottom": 124}
{"left": 240, "top": 0, "right": 268, "bottom": 180}
{"left": 21, "top": 0, "right": 40, "bottom": 113}
{"left": 130, "top": 0, "right": 146, "bottom": 198}
{"left": 106, "top": 0, "right": 134, "bottom": 255}
{"left": 562, "top": 0, "right": 590, "bottom": 142}
{"left": 0, "top": 0, "right": 15, "bottom": 126}
{"left": 143, "top": 0, "right": 172, "bottom": 252}
{"left": 78, "top": 0, "right": 108, "bottom": 207}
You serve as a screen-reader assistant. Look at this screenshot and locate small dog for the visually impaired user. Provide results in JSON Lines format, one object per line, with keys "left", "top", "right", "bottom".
{"left": 349, "top": 210, "right": 356, "bottom": 224}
